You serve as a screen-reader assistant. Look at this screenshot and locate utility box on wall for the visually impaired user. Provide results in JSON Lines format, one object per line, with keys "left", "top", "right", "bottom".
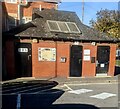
{"left": 91, "top": 57, "right": 95, "bottom": 63}
{"left": 60, "top": 57, "right": 67, "bottom": 63}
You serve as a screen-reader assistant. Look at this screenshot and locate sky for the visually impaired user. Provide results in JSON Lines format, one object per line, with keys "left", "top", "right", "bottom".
{"left": 58, "top": 2, "right": 119, "bottom": 26}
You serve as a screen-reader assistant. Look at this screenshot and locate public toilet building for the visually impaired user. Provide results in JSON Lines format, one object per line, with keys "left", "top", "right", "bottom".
{"left": 4, "top": 9, "right": 118, "bottom": 79}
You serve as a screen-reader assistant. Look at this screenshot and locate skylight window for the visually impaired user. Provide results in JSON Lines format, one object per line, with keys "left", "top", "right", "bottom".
{"left": 47, "top": 20, "right": 81, "bottom": 33}
{"left": 47, "top": 21, "right": 59, "bottom": 31}
{"left": 57, "top": 22, "right": 69, "bottom": 33}
{"left": 67, "top": 22, "right": 80, "bottom": 33}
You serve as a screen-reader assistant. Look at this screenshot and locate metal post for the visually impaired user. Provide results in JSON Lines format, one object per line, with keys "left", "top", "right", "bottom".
{"left": 82, "top": 0, "right": 84, "bottom": 23}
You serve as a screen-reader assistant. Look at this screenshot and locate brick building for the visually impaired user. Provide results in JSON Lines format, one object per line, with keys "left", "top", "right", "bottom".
{"left": 0, "top": 2, "right": 2, "bottom": 30}
{"left": 2, "top": 0, "right": 60, "bottom": 31}
{"left": 3, "top": 9, "right": 119, "bottom": 79}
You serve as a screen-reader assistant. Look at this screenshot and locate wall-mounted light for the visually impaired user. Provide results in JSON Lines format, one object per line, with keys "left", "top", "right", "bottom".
{"left": 32, "top": 39, "right": 39, "bottom": 43}
{"left": 73, "top": 41, "right": 79, "bottom": 45}
{"left": 91, "top": 42, "right": 96, "bottom": 46}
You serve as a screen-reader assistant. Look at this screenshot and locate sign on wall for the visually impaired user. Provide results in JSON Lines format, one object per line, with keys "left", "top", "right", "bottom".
{"left": 18, "top": 48, "right": 28, "bottom": 53}
{"left": 38, "top": 48, "right": 56, "bottom": 61}
{"left": 83, "top": 56, "right": 90, "bottom": 61}
{"left": 84, "top": 49, "right": 90, "bottom": 55}
{"left": 83, "top": 49, "right": 90, "bottom": 61}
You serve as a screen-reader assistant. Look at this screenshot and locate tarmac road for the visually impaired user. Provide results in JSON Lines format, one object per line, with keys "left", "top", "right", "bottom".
{"left": 1, "top": 75, "right": 119, "bottom": 109}
{"left": 53, "top": 82, "right": 118, "bottom": 109}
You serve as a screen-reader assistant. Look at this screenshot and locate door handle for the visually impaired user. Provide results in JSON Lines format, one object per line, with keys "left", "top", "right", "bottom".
{"left": 78, "top": 59, "right": 82, "bottom": 63}
{"left": 28, "top": 55, "right": 31, "bottom": 60}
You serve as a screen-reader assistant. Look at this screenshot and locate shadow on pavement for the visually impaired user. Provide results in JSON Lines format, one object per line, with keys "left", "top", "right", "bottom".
{"left": 21, "top": 90, "right": 64, "bottom": 109}
{"left": 114, "top": 66, "right": 120, "bottom": 76}
{"left": 2, "top": 80, "right": 100, "bottom": 109}
{"left": 2, "top": 80, "right": 63, "bottom": 109}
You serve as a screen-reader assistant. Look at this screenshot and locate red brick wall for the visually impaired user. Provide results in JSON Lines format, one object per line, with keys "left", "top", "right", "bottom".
{"left": 82, "top": 43, "right": 97, "bottom": 77}
{"left": 4, "top": 3, "right": 18, "bottom": 14}
{"left": 23, "top": 41, "right": 118, "bottom": 78}
{"left": 4, "top": 2, "right": 57, "bottom": 18}
{"left": 32, "top": 41, "right": 71, "bottom": 78}
{"left": 31, "top": 41, "right": 116, "bottom": 78}
{"left": 23, "top": 2, "right": 57, "bottom": 16}
{"left": 32, "top": 41, "right": 56, "bottom": 78}
{"left": 57, "top": 42, "right": 70, "bottom": 77}
{"left": 5, "top": 39, "right": 117, "bottom": 79}
{"left": 108, "top": 44, "right": 116, "bottom": 76}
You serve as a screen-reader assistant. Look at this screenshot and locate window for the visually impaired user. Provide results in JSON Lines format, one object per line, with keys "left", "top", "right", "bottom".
{"left": 5, "top": 0, "right": 17, "bottom": 3}
{"left": 67, "top": 22, "right": 80, "bottom": 33}
{"left": 57, "top": 22, "right": 69, "bottom": 32}
{"left": 47, "top": 20, "right": 81, "bottom": 33}
{"left": 47, "top": 21, "right": 59, "bottom": 31}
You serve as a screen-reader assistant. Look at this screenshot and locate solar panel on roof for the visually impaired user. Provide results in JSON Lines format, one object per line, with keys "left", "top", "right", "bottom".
{"left": 47, "top": 20, "right": 80, "bottom": 33}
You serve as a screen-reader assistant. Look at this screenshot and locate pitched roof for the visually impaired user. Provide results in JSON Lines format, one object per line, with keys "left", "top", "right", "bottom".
{"left": 4, "top": 9, "right": 119, "bottom": 42}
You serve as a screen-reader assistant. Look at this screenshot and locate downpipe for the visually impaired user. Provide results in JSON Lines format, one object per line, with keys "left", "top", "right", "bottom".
{"left": 18, "top": 0, "right": 28, "bottom": 25}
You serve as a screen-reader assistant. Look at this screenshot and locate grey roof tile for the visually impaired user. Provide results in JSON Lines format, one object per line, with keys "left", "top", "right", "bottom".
{"left": 4, "top": 9, "right": 119, "bottom": 42}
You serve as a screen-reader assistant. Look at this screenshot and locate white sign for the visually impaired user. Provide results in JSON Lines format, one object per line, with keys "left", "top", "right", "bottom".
{"left": 83, "top": 56, "right": 90, "bottom": 61}
{"left": 38, "top": 48, "right": 56, "bottom": 61}
{"left": 100, "top": 64, "right": 105, "bottom": 67}
{"left": 18, "top": 48, "right": 28, "bottom": 53}
{"left": 84, "top": 49, "right": 90, "bottom": 55}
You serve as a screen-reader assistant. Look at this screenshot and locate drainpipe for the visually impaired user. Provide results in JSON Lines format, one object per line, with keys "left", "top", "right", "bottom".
{"left": 18, "top": 0, "right": 28, "bottom": 25}
{"left": 39, "top": 5, "right": 42, "bottom": 11}
{"left": 55, "top": 41, "right": 57, "bottom": 78}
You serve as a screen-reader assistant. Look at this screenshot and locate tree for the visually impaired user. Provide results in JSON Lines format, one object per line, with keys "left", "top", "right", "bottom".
{"left": 89, "top": 9, "right": 119, "bottom": 38}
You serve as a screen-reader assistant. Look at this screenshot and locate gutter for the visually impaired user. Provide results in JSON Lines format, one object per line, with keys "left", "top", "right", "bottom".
{"left": 43, "top": 0, "right": 61, "bottom": 3}
{"left": 18, "top": 0, "right": 28, "bottom": 25}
